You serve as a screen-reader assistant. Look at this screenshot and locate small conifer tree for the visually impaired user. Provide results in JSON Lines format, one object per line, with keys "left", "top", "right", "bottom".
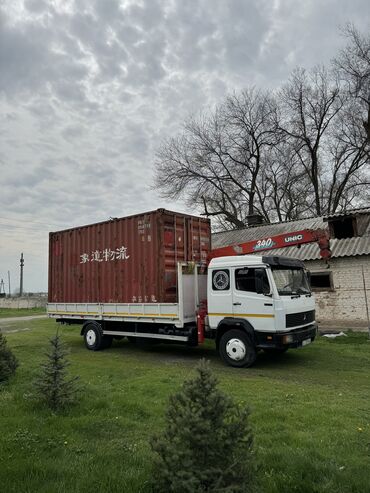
{"left": 0, "top": 331, "right": 18, "bottom": 384}
{"left": 34, "top": 333, "right": 80, "bottom": 411}
{"left": 151, "top": 359, "right": 256, "bottom": 493}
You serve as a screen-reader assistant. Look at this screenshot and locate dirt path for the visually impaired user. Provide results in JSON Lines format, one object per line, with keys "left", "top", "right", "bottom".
{"left": 0, "top": 314, "right": 47, "bottom": 324}
{"left": 0, "top": 315, "right": 47, "bottom": 333}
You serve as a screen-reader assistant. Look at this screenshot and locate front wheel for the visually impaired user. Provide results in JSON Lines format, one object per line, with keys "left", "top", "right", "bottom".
{"left": 219, "top": 329, "right": 257, "bottom": 368}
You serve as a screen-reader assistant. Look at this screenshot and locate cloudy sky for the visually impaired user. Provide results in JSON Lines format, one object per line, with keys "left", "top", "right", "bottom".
{"left": 0, "top": 0, "right": 369, "bottom": 293}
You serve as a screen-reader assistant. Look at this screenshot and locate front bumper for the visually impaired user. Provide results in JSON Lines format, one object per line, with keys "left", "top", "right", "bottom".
{"left": 255, "top": 324, "right": 317, "bottom": 349}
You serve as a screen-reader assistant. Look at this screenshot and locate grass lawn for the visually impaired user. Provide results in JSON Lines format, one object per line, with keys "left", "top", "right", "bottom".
{"left": 0, "top": 318, "right": 369, "bottom": 493}
{"left": 0, "top": 307, "right": 46, "bottom": 318}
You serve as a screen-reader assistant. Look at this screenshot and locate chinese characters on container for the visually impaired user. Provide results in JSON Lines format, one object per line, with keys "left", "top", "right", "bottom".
{"left": 80, "top": 246, "right": 130, "bottom": 263}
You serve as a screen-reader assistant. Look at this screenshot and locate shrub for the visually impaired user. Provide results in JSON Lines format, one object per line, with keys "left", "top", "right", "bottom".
{"left": 0, "top": 331, "right": 19, "bottom": 384}
{"left": 34, "top": 333, "right": 80, "bottom": 411}
{"left": 151, "top": 359, "right": 256, "bottom": 492}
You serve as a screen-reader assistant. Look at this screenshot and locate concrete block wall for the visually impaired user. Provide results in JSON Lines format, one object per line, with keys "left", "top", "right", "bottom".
{"left": 306, "top": 255, "right": 370, "bottom": 327}
{"left": 0, "top": 296, "right": 47, "bottom": 309}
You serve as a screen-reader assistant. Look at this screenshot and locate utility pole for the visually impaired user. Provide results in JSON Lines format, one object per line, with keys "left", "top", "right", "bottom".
{"left": 20, "top": 253, "right": 24, "bottom": 297}
{"left": 8, "top": 271, "right": 11, "bottom": 297}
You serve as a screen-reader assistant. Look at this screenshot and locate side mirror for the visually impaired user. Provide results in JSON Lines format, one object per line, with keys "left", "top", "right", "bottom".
{"left": 255, "top": 268, "right": 271, "bottom": 296}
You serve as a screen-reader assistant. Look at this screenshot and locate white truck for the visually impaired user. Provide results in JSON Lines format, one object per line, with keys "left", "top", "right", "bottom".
{"left": 48, "top": 253, "right": 317, "bottom": 368}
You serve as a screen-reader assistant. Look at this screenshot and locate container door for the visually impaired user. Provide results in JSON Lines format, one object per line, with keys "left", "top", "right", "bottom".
{"left": 232, "top": 266, "right": 275, "bottom": 332}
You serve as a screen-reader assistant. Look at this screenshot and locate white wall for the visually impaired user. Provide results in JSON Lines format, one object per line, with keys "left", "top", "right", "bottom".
{"left": 306, "top": 255, "right": 370, "bottom": 327}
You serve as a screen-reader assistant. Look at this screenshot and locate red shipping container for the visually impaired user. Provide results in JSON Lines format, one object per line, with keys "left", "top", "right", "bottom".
{"left": 48, "top": 209, "right": 211, "bottom": 304}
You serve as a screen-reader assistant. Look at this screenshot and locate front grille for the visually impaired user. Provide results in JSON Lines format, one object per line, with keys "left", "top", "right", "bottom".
{"left": 286, "top": 310, "right": 315, "bottom": 328}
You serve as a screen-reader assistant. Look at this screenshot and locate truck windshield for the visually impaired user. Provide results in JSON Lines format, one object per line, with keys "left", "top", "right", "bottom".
{"left": 271, "top": 268, "right": 311, "bottom": 295}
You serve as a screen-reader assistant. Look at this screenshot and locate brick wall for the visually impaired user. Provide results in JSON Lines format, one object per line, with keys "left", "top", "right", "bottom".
{"left": 305, "top": 255, "right": 370, "bottom": 327}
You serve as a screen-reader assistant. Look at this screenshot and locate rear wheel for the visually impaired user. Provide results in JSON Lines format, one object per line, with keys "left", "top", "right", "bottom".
{"left": 219, "top": 329, "right": 257, "bottom": 368}
{"left": 83, "top": 322, "right": 111, "bottom": 351}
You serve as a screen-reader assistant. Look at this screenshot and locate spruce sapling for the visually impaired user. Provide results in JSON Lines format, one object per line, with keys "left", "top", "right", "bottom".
{"left": 34, "top": 332, "right": 80, "bottom": 411}
{"left": 151, "top": 359, "right": 256, "bottom": 493}
{"left": 0, "top": 331, "right": 18, "bottom": 384}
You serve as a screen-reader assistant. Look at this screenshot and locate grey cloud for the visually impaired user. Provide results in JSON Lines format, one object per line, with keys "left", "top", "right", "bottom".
{"left": 5, "top": 112, "right": 17, "bottom": 121}
{"left": 125, "top": 0, "right": 165, "bottom": 32}
{"left": 93, "top": 0, "right": 123, "bottom": 22}
{"left": 0, "top": 9, "right": 90, "bottom": 103}
{"left": 53, "top": 79, "right": 87, "bottom": 103}
{"left": 61, "top": 124, "right": 85, "bottom": 141}
{"left": 0, "top": 19, "right": 50, "bottom": 95}
{"left": 25, "top": 0, "right": 49, "bottom": 14}
{"left": 25, "top": 98, "right": 57, "bottom": 119}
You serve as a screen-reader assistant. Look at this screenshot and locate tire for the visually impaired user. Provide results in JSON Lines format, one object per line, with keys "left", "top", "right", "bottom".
{"left": 83, "top": 322, "right": 107, "bottom": 351}
{"left": 263, "top": 347, "right": 288, "bottom": 355}
{"left": 219, "top": 329, "right": 257, "bottom": 368}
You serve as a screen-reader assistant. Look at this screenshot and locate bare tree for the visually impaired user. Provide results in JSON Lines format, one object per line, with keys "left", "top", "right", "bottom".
{"left": 326, "top": 101, "right": 370, "bottom": 213}
{"left": 258, "top": 144, "right": 313, "bottom": 221}
{"left": 222, "top": 88, "right": 280, "bottom": 220}
{"left": 154, "top": 26, "right": 369, "bottom": 228}
{"left": 326, "top": 24, "right": 370, "bottom": 212}
{"left": 279, "top": 66, "right": 343, "bottom": 216}
{"left": 155, "top": 88, "right": 280, "bottom": 228}
{"left": 334, "top": 24, "right": 370, "bottom": 142}
{"left": 155, "top": 112, "right": 248, "bottom": 229}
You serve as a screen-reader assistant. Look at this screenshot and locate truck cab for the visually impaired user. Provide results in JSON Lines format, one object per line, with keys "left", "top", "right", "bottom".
{"left": 207, "top": 255, "right": 317, "bottom": 367}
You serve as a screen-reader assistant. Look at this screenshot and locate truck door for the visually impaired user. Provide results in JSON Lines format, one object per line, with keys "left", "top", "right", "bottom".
{"left": 232, "top": 266, "right": 275, "bottom": 332}
{"left": 207, "top": 268, "right": 234, "bottom": 329}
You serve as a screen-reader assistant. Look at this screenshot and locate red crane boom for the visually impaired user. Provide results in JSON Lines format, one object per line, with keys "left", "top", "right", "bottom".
{"left": 209, "top": 228, "right": 331, "bottom": 261}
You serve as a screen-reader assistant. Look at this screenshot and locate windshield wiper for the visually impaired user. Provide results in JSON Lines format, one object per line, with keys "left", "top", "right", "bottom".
{"left": 279, "top": 290, "right": 301, "bottom": 297}
{"left": 297, "top": 288, "right": 311, "bottom": 295}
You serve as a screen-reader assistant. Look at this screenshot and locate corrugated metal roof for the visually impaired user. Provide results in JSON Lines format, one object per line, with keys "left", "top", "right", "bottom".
{"left": 323, "top": 206, "right": 370, "bottom": 220}
{"left": 330, "top": 236, "right": 370, "bottom": 258}
{"left": 212, "top": 216, "right": 327, "bottom": 249}
{"left": 248, "top": 243, "right": 322, "bottom": 261}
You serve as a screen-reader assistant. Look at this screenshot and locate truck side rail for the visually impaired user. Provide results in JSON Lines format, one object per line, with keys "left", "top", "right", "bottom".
{"left": 47, "top": 302, "right": 188, "bottom": 327}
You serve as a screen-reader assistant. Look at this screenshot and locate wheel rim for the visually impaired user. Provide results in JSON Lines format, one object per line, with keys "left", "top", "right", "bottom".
{"left": 86, "top": 328, "right": 96, "bottom": 346}
{"left": 226, "top": 338, "right": 246, "bottom": 361}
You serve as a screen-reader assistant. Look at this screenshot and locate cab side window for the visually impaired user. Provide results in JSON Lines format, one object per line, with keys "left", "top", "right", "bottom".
{"left": 235, "top": 268, "right": 269, "bottom": 293}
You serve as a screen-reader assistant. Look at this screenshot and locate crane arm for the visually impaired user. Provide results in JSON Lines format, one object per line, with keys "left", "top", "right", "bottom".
{"left": 209, "top": 228, "right": 331, "bottom": 261}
